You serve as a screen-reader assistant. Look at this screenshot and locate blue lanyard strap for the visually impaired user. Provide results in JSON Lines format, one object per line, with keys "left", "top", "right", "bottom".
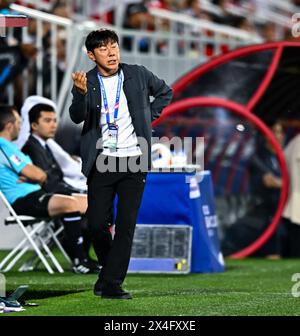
{"left": 97, "top": 70, "right": 122, "bottom": 124}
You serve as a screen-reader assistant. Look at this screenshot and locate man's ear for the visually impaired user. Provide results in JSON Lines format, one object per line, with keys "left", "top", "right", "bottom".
{"left": 5, "top": 121, "right": 13, "bottom": 133}
{"left": 31, "top": 122, "right": 38, "bottom": 132}
{"left": 87, "top": 51, "right": 96, "bottom": 62}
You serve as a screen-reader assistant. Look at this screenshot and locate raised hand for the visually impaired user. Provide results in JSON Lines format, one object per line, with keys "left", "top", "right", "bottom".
{"left": 72, "top": 71, "right": 87, "bottom": 95}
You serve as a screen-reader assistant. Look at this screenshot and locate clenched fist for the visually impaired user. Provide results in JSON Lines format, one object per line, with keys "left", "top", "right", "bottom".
{"left": 72, "top": 71, "right": 87, "bottom": 95}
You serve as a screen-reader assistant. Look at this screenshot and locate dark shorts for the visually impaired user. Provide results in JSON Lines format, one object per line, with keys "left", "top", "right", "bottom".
{"left": 11, "top": 190, "right": 54, "bottom": 218}
{"left": 49, "top": 181, "right": 84, "bottom": 196}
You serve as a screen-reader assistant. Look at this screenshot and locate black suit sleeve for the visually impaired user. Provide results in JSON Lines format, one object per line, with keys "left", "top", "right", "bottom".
{"left": 142, "top": 66, "right": 173, "bottom": 122}
{"left": 69, "top": 86, "right": 88, "bottom": 124}
{"left": 22, "top": 143, "right": 47, "bottom": 171}
{"left": 22, "top": 139, "right": 64, "bottom": 193}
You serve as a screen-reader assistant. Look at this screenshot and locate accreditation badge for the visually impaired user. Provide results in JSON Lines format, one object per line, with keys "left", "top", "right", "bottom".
{"left": 107, "top": 123, "right": 119, "bottom": 149}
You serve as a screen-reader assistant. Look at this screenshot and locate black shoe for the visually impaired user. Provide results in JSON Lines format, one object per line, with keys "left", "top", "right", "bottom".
{"left": 101, "top": 284, "right": 132, "bottom": 300}
{"left": 72, "top": 258, "right": 100, "bottom": 274}
{"left": 93, "top": 278, "right": 104, "bottom": 296}
{"left": 86, "top": 257, "right": 101, "bottom": 272}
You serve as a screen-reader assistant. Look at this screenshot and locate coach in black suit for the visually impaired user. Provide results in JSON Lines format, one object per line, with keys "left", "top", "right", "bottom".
{"left": 69, "top": 29, "right": 173, "bottom": 299}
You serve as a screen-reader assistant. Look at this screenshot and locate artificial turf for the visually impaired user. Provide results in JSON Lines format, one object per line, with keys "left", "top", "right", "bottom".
{"left": 1, "top": 254, "right": 300, "bottom": 316}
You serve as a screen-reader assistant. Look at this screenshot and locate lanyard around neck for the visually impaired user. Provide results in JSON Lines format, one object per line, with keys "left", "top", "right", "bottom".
{"left": 97, "top": 70, "right": 122, "bottom": 124}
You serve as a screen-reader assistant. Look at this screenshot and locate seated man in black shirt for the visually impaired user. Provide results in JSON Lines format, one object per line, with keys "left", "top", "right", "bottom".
{"left": 22, "top": 103, "right": 83, "bottom": 195}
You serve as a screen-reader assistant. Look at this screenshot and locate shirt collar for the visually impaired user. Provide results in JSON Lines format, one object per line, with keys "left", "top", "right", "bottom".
{"left": 32, "top": 134, "right": 47, "bottom": 148}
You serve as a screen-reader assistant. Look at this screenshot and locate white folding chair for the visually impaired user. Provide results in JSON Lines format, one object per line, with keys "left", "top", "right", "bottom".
{"left": 0, "top": 191, "right": 71, "bottom": 274}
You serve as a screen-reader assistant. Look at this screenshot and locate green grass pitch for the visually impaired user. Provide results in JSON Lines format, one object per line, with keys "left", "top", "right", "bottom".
{"left": 1, "top": 254, "right": 300, "bottom": 316}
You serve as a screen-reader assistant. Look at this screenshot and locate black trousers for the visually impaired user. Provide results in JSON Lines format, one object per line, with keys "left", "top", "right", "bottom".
{"left": 281, "top": 218, "right": 300, "bottom": 257}
{"left": 87, "top": 158, "right": 147, "bottom": 286}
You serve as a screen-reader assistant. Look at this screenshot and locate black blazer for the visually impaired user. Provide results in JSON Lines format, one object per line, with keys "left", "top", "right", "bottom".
{"left": 22, "top": 135, "right": 74, "bottom": 193}
{"left": 69, "top": 63, "right": 173, "bottom": 178}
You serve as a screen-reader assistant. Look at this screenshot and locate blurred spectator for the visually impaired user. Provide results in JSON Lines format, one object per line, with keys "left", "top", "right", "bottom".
{"left": 42, "top": 29, "right": 67, "bottom": 97}
{"left": 0, "top": 42, "right": 36, "bottom": 89}
{"left": 182, "top": 0, "right": 202, "bottom": 19}
{"left": 51, "top": 0, "right": 71, "bottom": 19}
{"left": 261, "top": 22, "right": 277, "bottom": 42}
{"left": 211, "top": 0, "right": 232, "bottom": 24}
{"left": 0, "top": 44, "right": 37, "bottom": 110}
{"left": 246, "top": 119, "right": 284, "bottom": 258}
{"left": 147, "top": 0, "right": 179, "bottom": 54}
{"left": 230, "top": 16, "right": 257, "bottom": 35}
{"left": 250, "top": 120, "right": 283, "bottom": 216}
{"left": 20, "top": 17, "right": 49, "bottom": 45}
{"left": 222, "top": 119, "right": 284, "bottom": 257}
{"left": 10, "top": 1, "right": 69, "bottom": 98}
{"left": 282, "top": 133, "right": 300, "bottom": 257}
{"left": 179, "top": 0, "right": 214, "bottom": 58}
{"left": 0, "top": 0, "right": 38, "bottom": 108}
{"left": 122, "top": 2, "right": 154, "bottom": 53}
{"left": 124, "top": 2, "right": 154, "bottom": 30}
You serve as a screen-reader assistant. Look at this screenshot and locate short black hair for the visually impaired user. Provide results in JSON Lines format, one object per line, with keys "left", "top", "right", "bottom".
{"left": 0, "top": 105, "right": 16, "bottom": 132}
{"left": 85, "top": 29, "right": 119, "bottom": 52}
{"left": 29, "top": 104, "right": 55, "bottom": 130}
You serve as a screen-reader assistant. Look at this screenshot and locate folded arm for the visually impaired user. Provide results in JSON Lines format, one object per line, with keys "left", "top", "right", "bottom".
{"left": 20, "top": 164, "right": 47, "bottom": 185}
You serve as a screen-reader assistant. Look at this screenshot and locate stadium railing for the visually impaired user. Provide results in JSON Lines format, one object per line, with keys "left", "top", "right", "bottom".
{"left": 8, "top": 3, "right": 73, "bottom": 105}
{"left": 6, "top": 3, "right": 261, "bottom": 120}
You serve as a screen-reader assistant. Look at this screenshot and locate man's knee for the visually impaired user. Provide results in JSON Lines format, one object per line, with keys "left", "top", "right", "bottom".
{"left": 61, "top": 197, "right": 80, "bottom": 213}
